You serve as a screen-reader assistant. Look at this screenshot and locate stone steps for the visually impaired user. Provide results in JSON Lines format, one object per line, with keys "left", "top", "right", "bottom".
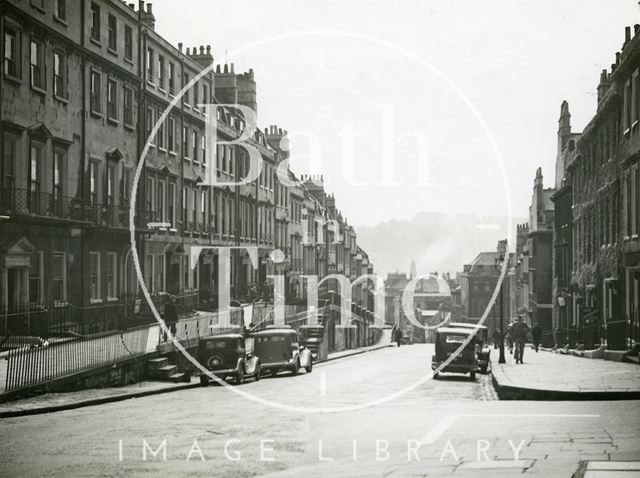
{"left": 145, "top": 357, "right": 191, "bottom": 383}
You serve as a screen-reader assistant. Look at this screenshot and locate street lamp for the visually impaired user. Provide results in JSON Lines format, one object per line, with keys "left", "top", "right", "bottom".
{"left": 494, "top": 248, "right": 507, "bottom": 364}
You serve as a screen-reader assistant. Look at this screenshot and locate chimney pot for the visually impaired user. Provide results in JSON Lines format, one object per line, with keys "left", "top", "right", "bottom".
{"left": 128, "top": 3, "right": 135, "bottom": 9}
{"left": 224, "top": 64, "right": 228, "bottom": 73}
{"left": 206, "top": 45, "right": 211, "bottom": 55}
{"left": 186, "top": 47, "right": 190, "bottom": 55}
{"left": 616, "top": 52, "right": 620, "bottom": 64}
{"left": 231, "top": 63, "right": 235, "bottom": 73}
{"left": 200, "top": 45, "right": 205, "bottom": 55}
{"left": 178, "top": 42, "right": 183, "bottom": 52}
{"left": 625, "top": 26, "right": 632, "bottom": 43}
{"left": 146, "top": 3, "right": 153, "bottom": 14}
{"left": 635, "top": 24, "right": 640, "bottom": 34}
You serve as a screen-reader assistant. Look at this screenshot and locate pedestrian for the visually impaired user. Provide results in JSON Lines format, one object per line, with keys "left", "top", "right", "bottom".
{"left": 395, "top": 328, "right": 403, "bottom": 348}
{"left": 506, "top": 322, "right": 514, "bottom": 354}
{"left": 492, "top": 330, "right": 500, "bottom": 349}
{"left": 532, "top": 323, "right": 542, "bottom": 352}
{"left": 512, "top": 316, "right": 528, "bottom": 364}
{"left": 164, "top": 294, "right": 178, "bottom": 342}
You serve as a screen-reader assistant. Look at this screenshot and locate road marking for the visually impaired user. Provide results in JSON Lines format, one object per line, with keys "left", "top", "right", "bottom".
{"left": 420, "top": 414, "right": 600, "bottom": 445}
{"left": 320, "top": 371, "right": 327, "bottom": 396}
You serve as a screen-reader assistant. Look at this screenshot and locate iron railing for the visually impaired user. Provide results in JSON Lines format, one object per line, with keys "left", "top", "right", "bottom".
{"left": 0, "top": 188, "right": 152, "bottom": 228}
{"left": 5, "top": 326, "right": 151, "bottom": 391}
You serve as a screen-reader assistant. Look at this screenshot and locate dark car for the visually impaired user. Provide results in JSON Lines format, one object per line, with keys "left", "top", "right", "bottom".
{"left": 252, "top": 326, "right": 313, "bottom": 377}
{"left": 448, "top": 322, "right": 491, "bottom": 373}
{"left": 431, "top": 327, "right": 478, "bottom": 380}
{"left": 198, "top": 333, "right": 261, "bottom": 386}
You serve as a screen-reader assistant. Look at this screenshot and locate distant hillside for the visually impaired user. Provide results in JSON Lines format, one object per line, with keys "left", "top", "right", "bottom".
{"left": 356, "top": 212, "right": 525, "bottom": 277}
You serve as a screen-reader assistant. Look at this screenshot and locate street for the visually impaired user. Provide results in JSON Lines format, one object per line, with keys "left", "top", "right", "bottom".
{"left": 2, "top": 344, "right": 638, "bottom": 477}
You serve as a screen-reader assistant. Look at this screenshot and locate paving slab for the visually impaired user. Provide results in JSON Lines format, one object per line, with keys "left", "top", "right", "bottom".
{"left": 491, "top": 347, "right": 640, "bottom": 400}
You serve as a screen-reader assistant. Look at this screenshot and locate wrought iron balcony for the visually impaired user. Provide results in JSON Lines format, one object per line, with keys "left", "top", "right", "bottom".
{"left": 0, "top": 188, "right": 151, "bottom": 229}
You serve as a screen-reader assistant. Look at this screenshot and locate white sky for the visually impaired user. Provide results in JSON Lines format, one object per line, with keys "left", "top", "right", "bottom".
{"left": 153, "top": 0, "right": 639, "bottom": 228}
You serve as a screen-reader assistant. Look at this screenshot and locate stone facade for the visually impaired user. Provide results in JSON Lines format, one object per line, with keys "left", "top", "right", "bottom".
{"left": 0, "top": 1, "right": 374, "bottom": 341}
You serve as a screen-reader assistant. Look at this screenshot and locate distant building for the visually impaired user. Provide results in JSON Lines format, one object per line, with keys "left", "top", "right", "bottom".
{"left": 551, "top": 101, "right": 580, "bottom": 347}
{"left": 460, "top": 242, "right": 513, "bottom": 334}
{"left": 527, "top": 168, "right": 555, "bottom": 345}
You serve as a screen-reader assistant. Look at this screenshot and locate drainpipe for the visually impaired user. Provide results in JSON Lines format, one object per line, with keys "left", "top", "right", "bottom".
{"left": 80, "top": 0, "right": 86, "bottom": 315}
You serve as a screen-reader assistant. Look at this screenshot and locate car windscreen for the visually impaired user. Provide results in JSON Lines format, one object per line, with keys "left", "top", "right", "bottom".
{"left": 444, "top": 334, "right": 467, "bottom": 344}
{"left": 256, "top": 336, "right": 287, "bottom": 343}
{"left": 205, "top": 339, "right": 230, "bottom": 349}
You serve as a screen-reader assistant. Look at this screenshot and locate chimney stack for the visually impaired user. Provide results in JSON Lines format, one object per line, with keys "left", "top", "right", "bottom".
{"left": 141, "top": 2, "right": 155, "bottom": 30}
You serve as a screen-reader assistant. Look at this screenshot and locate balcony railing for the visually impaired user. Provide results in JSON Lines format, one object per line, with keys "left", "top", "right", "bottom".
{"left": 0, "top": 188, "right": 151, "bottom": 229}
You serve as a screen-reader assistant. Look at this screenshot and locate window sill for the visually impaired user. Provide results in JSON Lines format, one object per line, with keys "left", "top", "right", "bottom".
{"left": 107, "top": 116, "right": 119, "bottom": 125}
{"left": 169, "top": 150, "right": 177, "bottom": 157}
{"left": 124, "top": 123, "right": 135, "bottom": 131}
{"left": 53, "top": 93, "right": 69, "bottom": 104}
{"left": 4, "top": 74, "right": 22, "bottom": 85}
{"left": 107, "top": 46, "right": 118, "bottom": 57}
{"left": 124, "top": 56, "right": 134, "bottom": 65}
{"left": 90, "top": 109, "right": 103, "bottom": 118}
{"left": 159, "top": 147, "right": 167, "bottom": 153}
{"left": 147, "top": 80, "right": 156, "bottom": 88}
{"left": 53, "top": 15, "right": 68, "bottom": 26}
{"left": 107, "top": 297, "right": 119, "bottom": 303}
{"left": 90, "top": 298, "right": 103, "bottom": 304}
{"left": 31, "top": 84, "right": 47, "bottom": 96}
{"left": 90, "top": 36, "right": 102, "bottom": 47}
{"left": 158, "top": 86, "right": 166, "bottom": 94}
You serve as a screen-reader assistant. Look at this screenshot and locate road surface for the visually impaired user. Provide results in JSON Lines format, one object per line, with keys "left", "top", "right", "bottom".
{"left": 1, "top": 344, "right": 638, "bottom": 477}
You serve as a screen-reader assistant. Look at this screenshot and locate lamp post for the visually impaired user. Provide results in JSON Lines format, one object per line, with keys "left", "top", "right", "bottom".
{"left": 495, "top": 249, "right": 506, "bottom": 364}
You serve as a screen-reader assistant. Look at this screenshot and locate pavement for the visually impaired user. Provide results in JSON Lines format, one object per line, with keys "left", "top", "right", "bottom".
{"left": 491, "top": 344, "right": 640, "bottom": 400}
{"left": 0, "top": 340, "right": 394, "bottom": 418}
{"left": 1, "top": 343, "right": 638, "bottom": 478}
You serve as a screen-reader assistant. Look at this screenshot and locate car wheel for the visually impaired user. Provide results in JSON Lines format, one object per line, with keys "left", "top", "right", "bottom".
{"left": 255, "top": 364, "right": 261, "bottom": 382}
{"left": 470, "top": 371, "right": 476, "bottom": 381}
{"left": 305, "top": 358, "right": 313, "bottom": 373}
{"left": 291, "top": 359, "right": 300, "bottom": 376}
{"left": 433, "top": 372, "right": 439, "bottom": 379}
{"left": 236, "top": 366, "right": 245, "bottom": 385}
{"left": 200, "top": 375, "right": 209, "bottom": 387}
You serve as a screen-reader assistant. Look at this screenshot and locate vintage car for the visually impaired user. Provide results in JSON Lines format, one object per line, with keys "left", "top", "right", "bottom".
{"left": 431, "top": 327, "right": 478, "bottom": 380}
{"left": 448, "top": 322, "right": 491, "bottom": 373}
{"left": 252, "top": 325, "right": 313, "bottom": 376}
{"left": 198, "top": 333, "right": 261, "bottom": 386}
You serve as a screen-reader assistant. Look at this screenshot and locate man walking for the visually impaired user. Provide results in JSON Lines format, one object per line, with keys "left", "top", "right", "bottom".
{"left": 395, "top": 327, "right": 403, "bottom": 348}
{"left": 532, "top": 323, "right": 542, "bottom": 352}
{"left": 164, "top": 294, "right": 178, "bottom": 342}
{"left": 512, "top": 316, "right": 529, "bottom": 364}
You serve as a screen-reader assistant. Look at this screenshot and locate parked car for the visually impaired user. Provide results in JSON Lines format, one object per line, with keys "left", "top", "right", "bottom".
{"left": 431, "top": 327, "right": 478, "bottom": 380}
{"left": 252, "top": 325, "right": 313, "bottom": 376}
{"left": 198, "top": 333, "right": 261, "bottom": 386}
{"left": 448, "top": 322, "right": 491, "bottom": 373}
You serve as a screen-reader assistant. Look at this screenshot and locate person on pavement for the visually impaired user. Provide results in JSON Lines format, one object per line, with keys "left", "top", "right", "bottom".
{"left": 163, "top": 294, "right": 178, "bottom": 342}
{"left": 395, "top": 328, "right": 403, "bottom": 347}
{"left": 532, "top": 323, "right": 542, "bottom": 352}
{"left": 512, "top": 316, "right": 529, "bottom": 364}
